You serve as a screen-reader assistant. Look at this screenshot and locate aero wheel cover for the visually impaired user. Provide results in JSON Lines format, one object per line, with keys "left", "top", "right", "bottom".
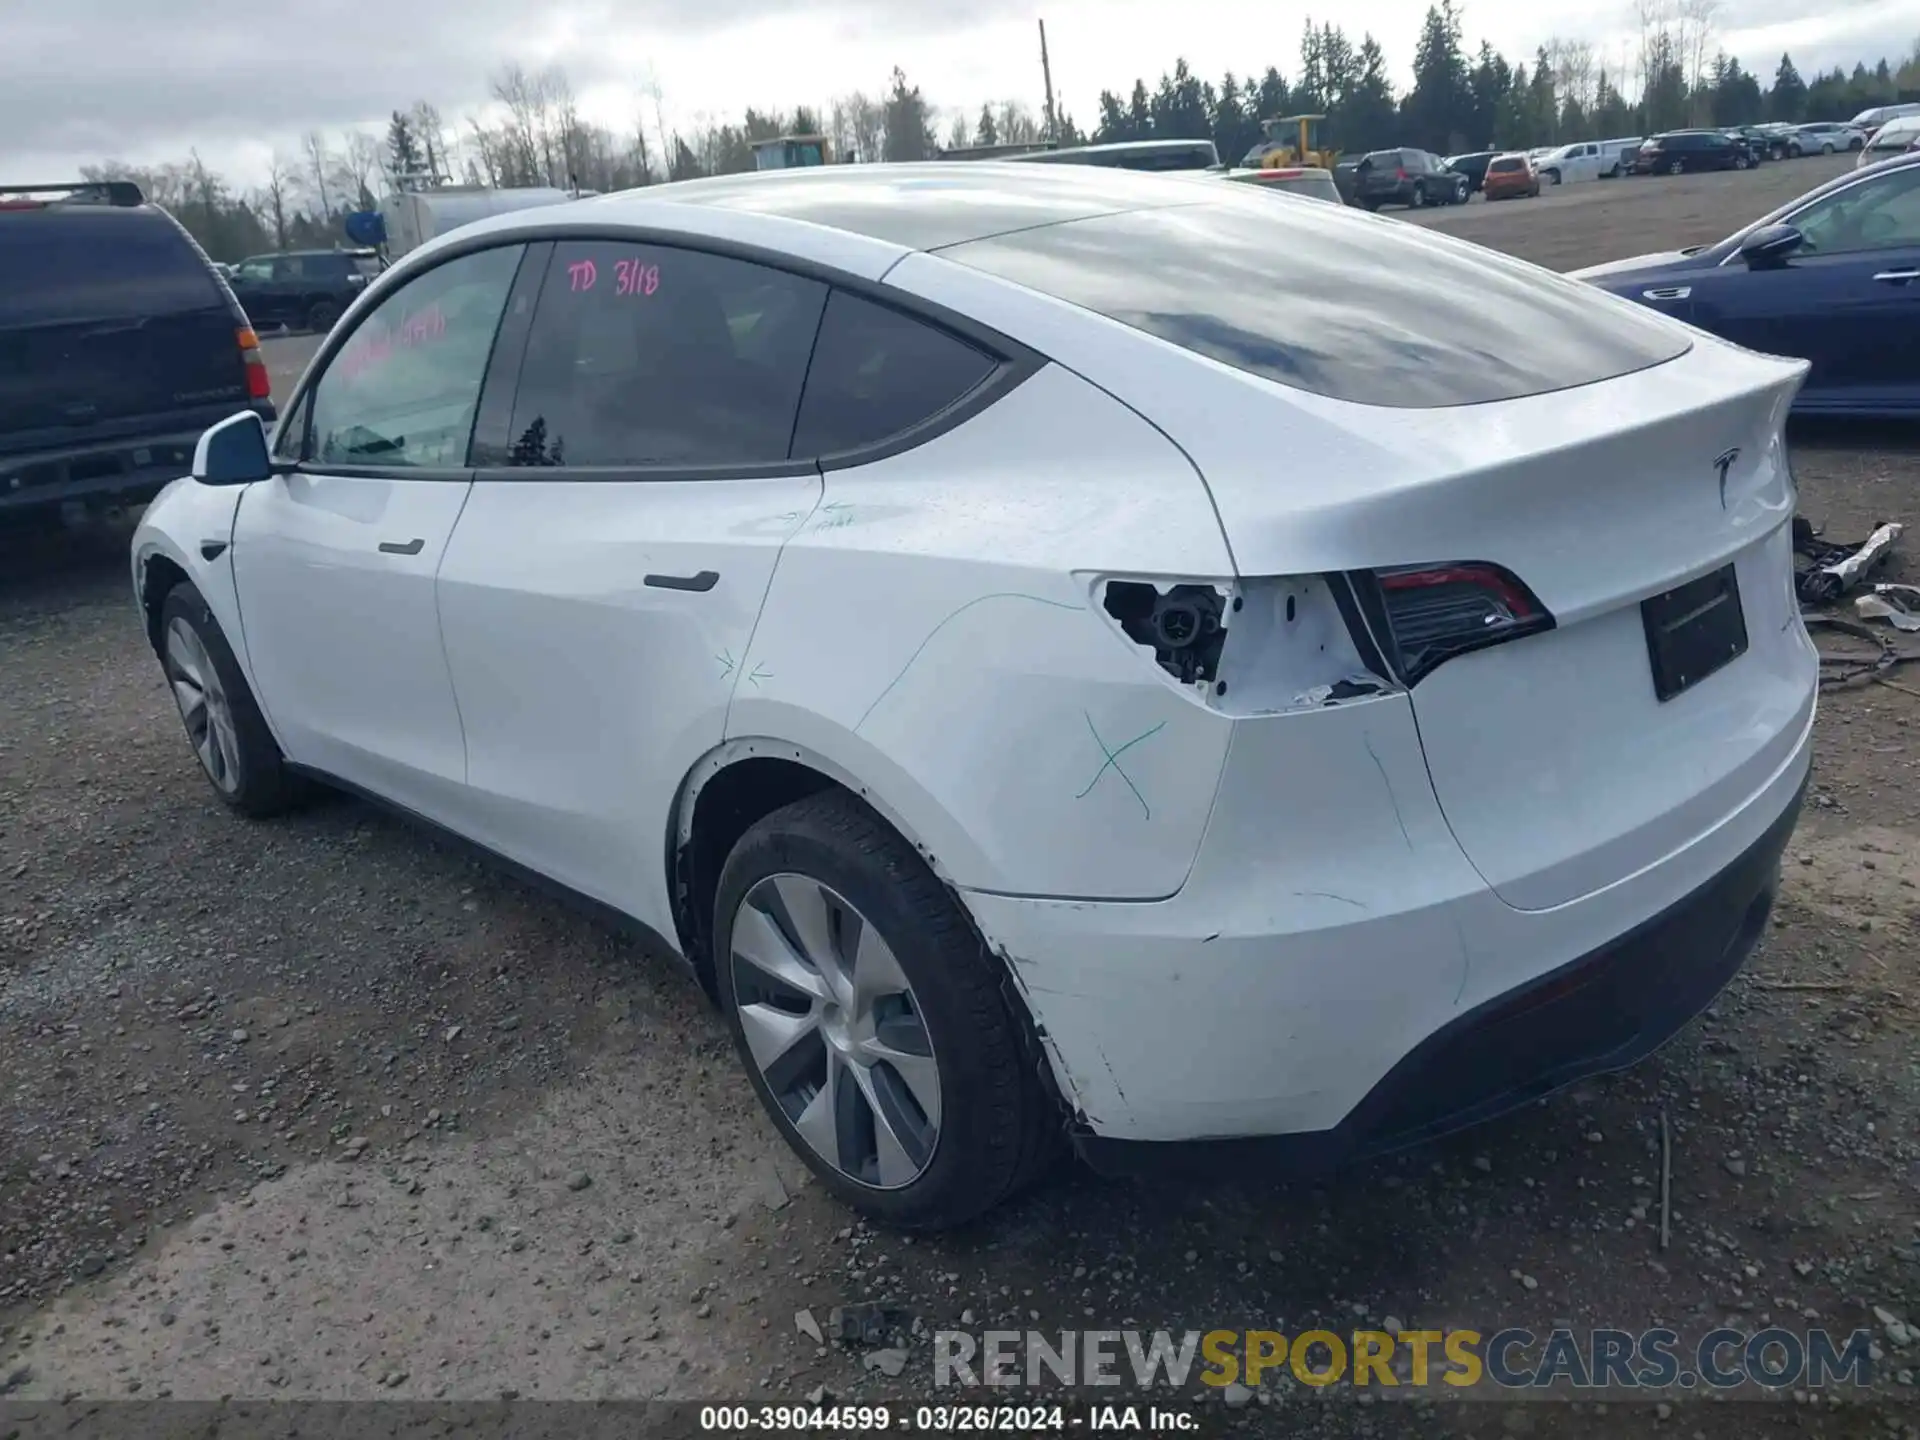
{"left": 164, "top": 616, "right": 241, "bottom": 794}
{"left": 730, "top": 874, "right": 942, "bottom": 1190}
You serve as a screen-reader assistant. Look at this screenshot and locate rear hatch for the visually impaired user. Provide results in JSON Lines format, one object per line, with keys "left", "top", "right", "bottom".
{"left": 1358, "top": 155, "right": 1406, "bottom": 192}
{"left": 0, "top": 202, "right": 248, "bottom": 456}
{"left": 933, "top": 200, "right": 1817, "bottom": 913}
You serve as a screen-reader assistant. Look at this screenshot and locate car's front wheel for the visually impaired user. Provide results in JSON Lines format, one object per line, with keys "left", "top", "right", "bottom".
{"left": 306, "top": 299, "right": 341, "bottom": 333}
{"left": 157, "top": 581, "right": 305, "bottom": 817}
{"left": 1821, "top": 142, "right": 1836, "bottom": 155}
{"left": 1542, "top": 168, "right": 1561, "bottom": 185}
{"left": 1733, "top": 152, "right": 1750, "bottom": 169}
{"left": 714, "top": 790, "right": 1059, "bottom": 1229}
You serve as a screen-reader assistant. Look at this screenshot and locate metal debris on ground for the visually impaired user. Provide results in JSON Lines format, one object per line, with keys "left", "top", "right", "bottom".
{"left": 1794, "top": 516, "right": 1900, "bottom": 606}
{"left": 1793, "top": 517, "right": 1920, "bottom": 690}
{"left": 1855, "top": 583, "right": 1920, "bottom": 633}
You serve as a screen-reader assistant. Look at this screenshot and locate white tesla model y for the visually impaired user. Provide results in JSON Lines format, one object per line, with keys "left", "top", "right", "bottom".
{"left": 132, "top": 163, "right": 1817, "bottom": 1228}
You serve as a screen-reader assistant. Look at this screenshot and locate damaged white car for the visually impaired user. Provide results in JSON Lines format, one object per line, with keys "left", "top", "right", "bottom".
{"left": 131, "top": 163, "right": 1818, "bottom": 1228}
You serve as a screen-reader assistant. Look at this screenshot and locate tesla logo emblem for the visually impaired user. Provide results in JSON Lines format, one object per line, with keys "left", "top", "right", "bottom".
{"left": 1713, "top": 447, "right": 1740, "bottom": 510}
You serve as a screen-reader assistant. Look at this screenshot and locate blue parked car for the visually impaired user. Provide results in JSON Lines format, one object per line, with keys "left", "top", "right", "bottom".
{"left": 1571, "top": 152, "right": 1920, "bottom": 417}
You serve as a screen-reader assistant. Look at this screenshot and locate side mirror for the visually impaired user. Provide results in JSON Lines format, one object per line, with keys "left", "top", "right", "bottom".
{"left": 1739, "top": 223, "right": 1805, "bottom": 268}
{"left": 192, "top": 410, "right": 275, "bottom": 487}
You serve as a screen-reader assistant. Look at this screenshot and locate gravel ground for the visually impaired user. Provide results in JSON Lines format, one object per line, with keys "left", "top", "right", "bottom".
{"left": 2, "top": 159, "right": 1917, "bottom": 1436}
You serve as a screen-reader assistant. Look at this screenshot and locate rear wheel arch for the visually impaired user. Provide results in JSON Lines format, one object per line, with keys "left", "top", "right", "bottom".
{"left": 668, "top": 738, "right": 974, "bottom": 997}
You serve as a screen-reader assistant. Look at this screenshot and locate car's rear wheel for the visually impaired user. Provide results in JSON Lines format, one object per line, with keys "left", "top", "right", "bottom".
{"left": 157, "top": 581, "right": 306, "bottom": 817}
{"left": 1409, "top": 185, "right": 1426, "bottom": 208}
{"left": 1667, "top": 158, "right": 1685, "bottom": 175}
{"left": 1821, "top": 142, "right": 1836, "bottom": 155}
{"left": 305, "top": 299, "right": 341, "bottom": 333}
{"left": 713, "top": 789, "right": 1059, "bottom": 1229}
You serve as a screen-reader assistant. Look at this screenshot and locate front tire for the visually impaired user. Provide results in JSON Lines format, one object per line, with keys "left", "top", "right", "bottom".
{"left": 1543, "top": 168, "right": 1561, "bottom": 185}
{"left": 157, "top": 581, "right": 305, "bottom": 817}
{"left": 1733, "top": 152, "right": 1750, "bottom": 170}
{"left": 1821, "top": 142, "right": 1836, "bottom": 155}
{"left": 713, "top": 790, "right": 1059, "bottom": 1230}
{"left": 305, "top": 299, "right": 341, "bottom": 333}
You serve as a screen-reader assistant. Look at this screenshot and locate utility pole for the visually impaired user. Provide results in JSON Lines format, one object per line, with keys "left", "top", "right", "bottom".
{"left": 1039, "top": 19, "right": 1059, "bottom": 142}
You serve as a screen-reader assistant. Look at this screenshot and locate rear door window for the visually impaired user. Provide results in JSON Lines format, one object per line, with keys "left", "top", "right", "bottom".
{"left": 944, "top": 198, "right": 1692, "bottom": 409}
{"left": 503, "top": 241, "right": 826, "bottom": 469}
{"left": 792, "top": 291, "right": 997, "bottom": 458}
{"left": 0, "top": 208, "right": 221, "bottom": 325}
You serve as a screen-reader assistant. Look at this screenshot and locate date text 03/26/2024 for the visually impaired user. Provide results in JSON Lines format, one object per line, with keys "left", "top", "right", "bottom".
{"left": 697, "top": 1405, "right": 1198, "bottom": 1432}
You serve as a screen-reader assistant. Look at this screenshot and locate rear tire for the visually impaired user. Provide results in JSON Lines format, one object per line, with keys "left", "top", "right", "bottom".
{"left": 157, "top": 581, "right": 306, "bottom": 818}
{"left": 1667, "top": 159, "right": 1685, "bottom": 175}
{"left": 1409, "top": 185, "right": 1426, "bottom": 208}
{"left": 713, "top": 789, "right": 1061, "bottom": 1230}
{"left": 305, "top": 299, "right": 341, "bottom": 333}
{"left": 1821, "top": 142, "right": 1836, "bottom": 155}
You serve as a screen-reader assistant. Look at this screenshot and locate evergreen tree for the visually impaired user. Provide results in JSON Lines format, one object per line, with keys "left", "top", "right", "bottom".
{"left": 1769, "top": 54, "right": 1807, "bottom": 122}
{"left": 1127, "top": 80, "right": 1154, "bottom": 137}
{"left": 1404, "top": 2, "right": 1470, "bottom": 152}
{"left": 386, "top": 111, "right": 421, "bottom": 182}
{"left": 1341, "top": 36, "right": 1399, "bottom": 153}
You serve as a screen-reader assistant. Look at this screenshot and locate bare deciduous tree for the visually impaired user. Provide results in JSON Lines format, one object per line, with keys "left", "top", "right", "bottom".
{"left": 1552, "top": 38, "right": 1598, "bottom": 113}
{"left": 262, "top": 151, "right": 295, "bottom": 249}
{"left": 301, "top": 131, "right": 334, "bottom": 217}
{"left": 341, "top": 130, "right": 381, "bottom": 208}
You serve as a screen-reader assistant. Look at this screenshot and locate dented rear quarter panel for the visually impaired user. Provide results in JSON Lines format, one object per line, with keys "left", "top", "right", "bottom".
{"left": 726, "top": 363, "right": 1238, "bottom": 900}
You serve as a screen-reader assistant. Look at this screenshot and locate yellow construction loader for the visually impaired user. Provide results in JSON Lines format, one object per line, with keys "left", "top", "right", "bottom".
{"left": 1245, "top": 114, "right": 1339, "bottom": 170}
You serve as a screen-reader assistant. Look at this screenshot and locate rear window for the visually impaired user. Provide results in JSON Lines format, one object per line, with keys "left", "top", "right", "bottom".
{"left": 1489, "top": 158, "right": 1525, "bottom": 173}
{"left": 944, "top": 199, "right": 1692, "bottom": 409}
{"left": 0, "top": 207, "right": 221, "bottom": 325}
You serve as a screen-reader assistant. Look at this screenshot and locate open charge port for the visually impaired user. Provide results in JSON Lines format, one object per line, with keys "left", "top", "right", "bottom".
{"left": 1100, "top": 580, "right": 1228, "bottom": 687}
{"left": 1096, "top": 574, "right": 1397, "bottom": 713}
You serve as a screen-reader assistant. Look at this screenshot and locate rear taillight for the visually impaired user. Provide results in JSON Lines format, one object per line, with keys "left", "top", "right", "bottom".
{"left": 0, "top": 199, "right": 44, "bottom": 210}
{"left": 1395, "top": 168, "right": 1409, "bottom": 180}
{"left": 1347, "top": 562, "right": 1555, "bottom": 686}
{"left": 238, "top": 326, "right": 271, "bottom": 401}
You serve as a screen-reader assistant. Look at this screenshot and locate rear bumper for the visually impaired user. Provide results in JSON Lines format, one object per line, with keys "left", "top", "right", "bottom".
{"left": 967, "top": 684, "right": 1813, "bottom": 1158}
{"left": 0, "top": 405, "right": 273, "bottom": 520}
{"left": 1073, "top": 770, "right": 1802, "bottom": 1178}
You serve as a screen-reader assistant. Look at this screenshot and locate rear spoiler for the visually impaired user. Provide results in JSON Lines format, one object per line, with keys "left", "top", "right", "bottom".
{"left": 0, "top": 180, "right": 145, "bottom": 207}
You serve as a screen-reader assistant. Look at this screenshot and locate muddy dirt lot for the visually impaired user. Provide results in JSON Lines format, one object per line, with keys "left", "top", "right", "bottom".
{"left": 2, "top": 158, "right": 1916, "bottom": 1436}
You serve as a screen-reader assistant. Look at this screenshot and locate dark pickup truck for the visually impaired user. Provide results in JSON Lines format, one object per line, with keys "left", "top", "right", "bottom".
{"left": 0, "top": 182, "right": 273, "bottom": 527}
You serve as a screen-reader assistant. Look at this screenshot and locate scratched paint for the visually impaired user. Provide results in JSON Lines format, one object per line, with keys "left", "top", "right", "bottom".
{"left": 854, "top": 593, "right": 1085, "bottom": 734}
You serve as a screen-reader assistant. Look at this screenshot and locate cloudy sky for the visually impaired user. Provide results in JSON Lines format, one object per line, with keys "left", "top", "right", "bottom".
{"left": 4, "top": 0, "right": 1916, "bottom": 187}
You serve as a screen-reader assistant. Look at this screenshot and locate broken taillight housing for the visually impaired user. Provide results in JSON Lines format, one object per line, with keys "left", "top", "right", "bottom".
{"left": 1347, "top": 562, "right": 1555, "bottom": 686}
